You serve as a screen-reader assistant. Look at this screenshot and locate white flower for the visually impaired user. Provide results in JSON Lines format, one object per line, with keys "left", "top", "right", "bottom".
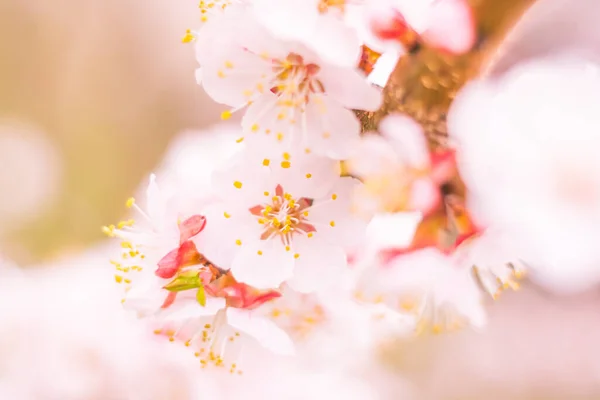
{"left": 199, "top": 148, "right": 364, "bottom": 292}
{"left": 353, "top": 246, "right": 486, "bottom": 334}
{"left": 448, "top": 56, "right": 600, "bottom": 294}
{"left": 347, "top": 114, "right": 455, "bottom": 217}
{"left": 196, "top": 8, "right": 381, "bottom": 159}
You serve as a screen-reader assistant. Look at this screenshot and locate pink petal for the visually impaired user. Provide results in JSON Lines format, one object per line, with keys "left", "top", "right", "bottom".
{"left": 179, "top": 215, "right": 207, "bottom": 244}
{"left": 155, "top": 241, "right": 202, "bottom": 279}
{"left": 155, "top": 248, "right": 179, "bottom": 279}
{"left": 423, "top": 0, "right": 475, "bottom": 54}
{"left": 161, "top": 292, "right": 178, "bottom": 309}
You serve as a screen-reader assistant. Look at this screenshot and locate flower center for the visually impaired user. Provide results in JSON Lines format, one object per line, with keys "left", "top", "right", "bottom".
{"left": 270, "top": 53, "right": 325, "bottom": 107}
{"left": 249, "top": 184, "right": 315, "bottom": 245}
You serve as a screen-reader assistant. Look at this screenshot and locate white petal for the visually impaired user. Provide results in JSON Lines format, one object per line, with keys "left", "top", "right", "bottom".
{"left": 307, "top": 177, "right": 366, "bottom": 247}
{"left": 379, "top": 114, "right": 430, "bottom": 169}
{"left": 307, "top": 15, "right": 362, "bottom": 67}
{"left": 145, "top": 174, "right": 166, "bottom": 225}
{"left": 252, "top": 0, "right": 318, "bottom": 41}
{"left": 226, "top": 308, "right": 295, "bottom": 356}
{"left": 268, "top": 151, "right": 341, "bottom": 200}
{"left": 241, "top": 92, "right": 296, "bottom": 152}
{"left": 287, "top": 237, "right": 347, "bottom": 293}
{"left": 161, "top": 297, "right": 226, "bottom": 321}
{"left": 211, "top": 151, "right": 275, "bottom": 207}
{"left": 193, "top": 202, "right": 261, "bottom": 269}
{"left": 304, "top": 95, "right": 361, "bottom": 159}
{"left": 201, "top": 50, "right": 272, "bottom": 107}
{"left": 230, "top": 238, "right": 295, "bottom": 289}
{"left": 317, "top": 66, "right": 382, "bottom": 111}
{"left": 346, "top": 133, "right": 399, "bottom": 177}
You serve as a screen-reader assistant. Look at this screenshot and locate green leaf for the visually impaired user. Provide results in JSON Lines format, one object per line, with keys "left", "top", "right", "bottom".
{"left": 196, "top": 284, "right": 207, "bottom": 307}
{"left": 164, "top": 271, "right": 201, "bottom": 292}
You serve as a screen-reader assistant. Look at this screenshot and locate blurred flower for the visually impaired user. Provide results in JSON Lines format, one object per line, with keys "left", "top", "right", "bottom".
{"left": 0, "top": 262, "right": 216, "bottom": 400}
{"left": 360, "top": 0, "right": 475, "bottom": 54}
{"left": 449, "top": 56, "right": 600, "bottom": 294}
{"left": 347, "top": 114, "right": 455, "bottom": 218}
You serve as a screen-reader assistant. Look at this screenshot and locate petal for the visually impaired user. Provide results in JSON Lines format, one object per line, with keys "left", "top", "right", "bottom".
{"left": 230, "top": 238, "right": 295, "bottom": 289}
{"left": 201, "top": 50, "right": 273, "bottom": 107}
{"left": 252, "top": 0, "right": 318, "bottom": 40}
{"left": 226, "top": 308, "right": 295, "bottom": 356}
{"left": 179, "top": 215, "right": 207, "bottom": 244}
{"left": 307, "top": 177, "right": 367, "bottom": 248}
{"left": 268, "top": 151, "right": 341, "bottom": 200}
{"left": 346, "top": 133, "right": 399, "bottom": 178}
{"left": 307, "top": 14, "right": 362, "bottom": 67}
{"left": 304, "top": 95, "right": 362, "bottom": 159}
{"left": 161, "top": 297, "right": 226, "bottom": 321}
{"left": 193, "top": 203, "right": 261, "bottom": 269}
{"left": 145, "top": 174, "right": 167, "bottom": 225}
{"left": 287, "top": 237, "right": 347, "bottom": 293}
{"left": 317, "top": 66, "right": 382, "bottom": 111}
{"left": 422, "top": 0, "right": 475, "bottom": 54}
{"left": 211, "top": 151, "right": 275, "bottom": 207}
{"left": 379, "top": 114, "right": 429, "bottom": 169}
{"left": 241, "top": 92, "right": 296, "bottom": 153}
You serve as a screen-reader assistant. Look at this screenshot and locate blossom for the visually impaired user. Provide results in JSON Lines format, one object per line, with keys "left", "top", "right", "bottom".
{"left": 347, "top": 114, "right": 455, "bottom": 218}
{"left": 448, "top": 56, "right": 600, "bottom": 294}
{"left": 198, "top": 147, "right": 364, "bottom": 292}
{"left": 353, "top": 246, "right": 486, "bottom": 335}
{"left": 196, "top": 8, "right": 381, "bottom": 159}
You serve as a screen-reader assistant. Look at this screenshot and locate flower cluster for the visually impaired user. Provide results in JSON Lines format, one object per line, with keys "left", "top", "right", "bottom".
{"left": 102, "top": 0, "right": 534, "bottom": 377}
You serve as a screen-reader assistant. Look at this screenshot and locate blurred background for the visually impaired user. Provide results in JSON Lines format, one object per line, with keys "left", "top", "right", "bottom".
{"left": 0, "top": 0, "right": 222, "bottom": 264}
{"left": 3, "top": 0, "right": 600, "bottom": 399}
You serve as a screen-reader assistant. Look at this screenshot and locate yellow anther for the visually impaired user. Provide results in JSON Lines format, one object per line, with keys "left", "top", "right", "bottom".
{"left": 329, "top": 221, "right": 335, "bottom": 227}
{"left": 233, "top": 181, "right": 243, "bottom": 189}
{"left": 281, "top": 161, "right": 291, "bottom": 168}
{"left": 285, "top": 246, "right": 291, "bottom": 252}
{"left": 224, "top": 212, "right": 231, "bottom": 218}
{"left": 306, "top": 173, "right": 312, "bottom": 179}
{"left": 262, "top": 158, "right": 270, "bottom": 166}
{"left": 257, "top": 250, "right": 263, "bottom": 256}
{"left": 263, "top": 191, "right": 269, "bottom": 196}
{"left": 303, "top": 211, "right": 309, "bottom": 217}
{"left": 182, "top": 29, "right": 195, "bottom": 43}
{"left": 224, "top": 60, "right": 234, "bottom": 68}
{"left": 307, "top": 232, "right": 314, "bottom": 238}
{"left": 251, "top": 123, "right": 260, "bottom": 132}
{"left": 322, "top": 132, "right": 331, "bottom": 139}
{"left": 331, "top": 193, "right": 338, "bottom": 200}
{"left": 102, "top": 226, "right": 114, "bottom": 237}
{"left": 236, "top": 137, "right": 244, "bottom": 143}
{"left": 217, "top": 70, "right": 226, "bottom": 78}
{"left": 276, "top": 132, "right": 284, "bottom": 141}
{"left": 304, "top": 148, "right": 311, "bottom": 154}
{"left": 294, "top": 253, "right": 300, "bottom": 259}
{"left": 221, "top": 110, "right": 232, "bottom": 120}
{"left": 235, "top": 239, "right": 242, "bottom": 246}
{"left": 126, "top": 197, "right": 135, "bottom": 208}
{"left": 114, "top": 275, "right": 123, "bottom": 283}
{"left": 282, "top": 152, "right": 291, "bottom": 160}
